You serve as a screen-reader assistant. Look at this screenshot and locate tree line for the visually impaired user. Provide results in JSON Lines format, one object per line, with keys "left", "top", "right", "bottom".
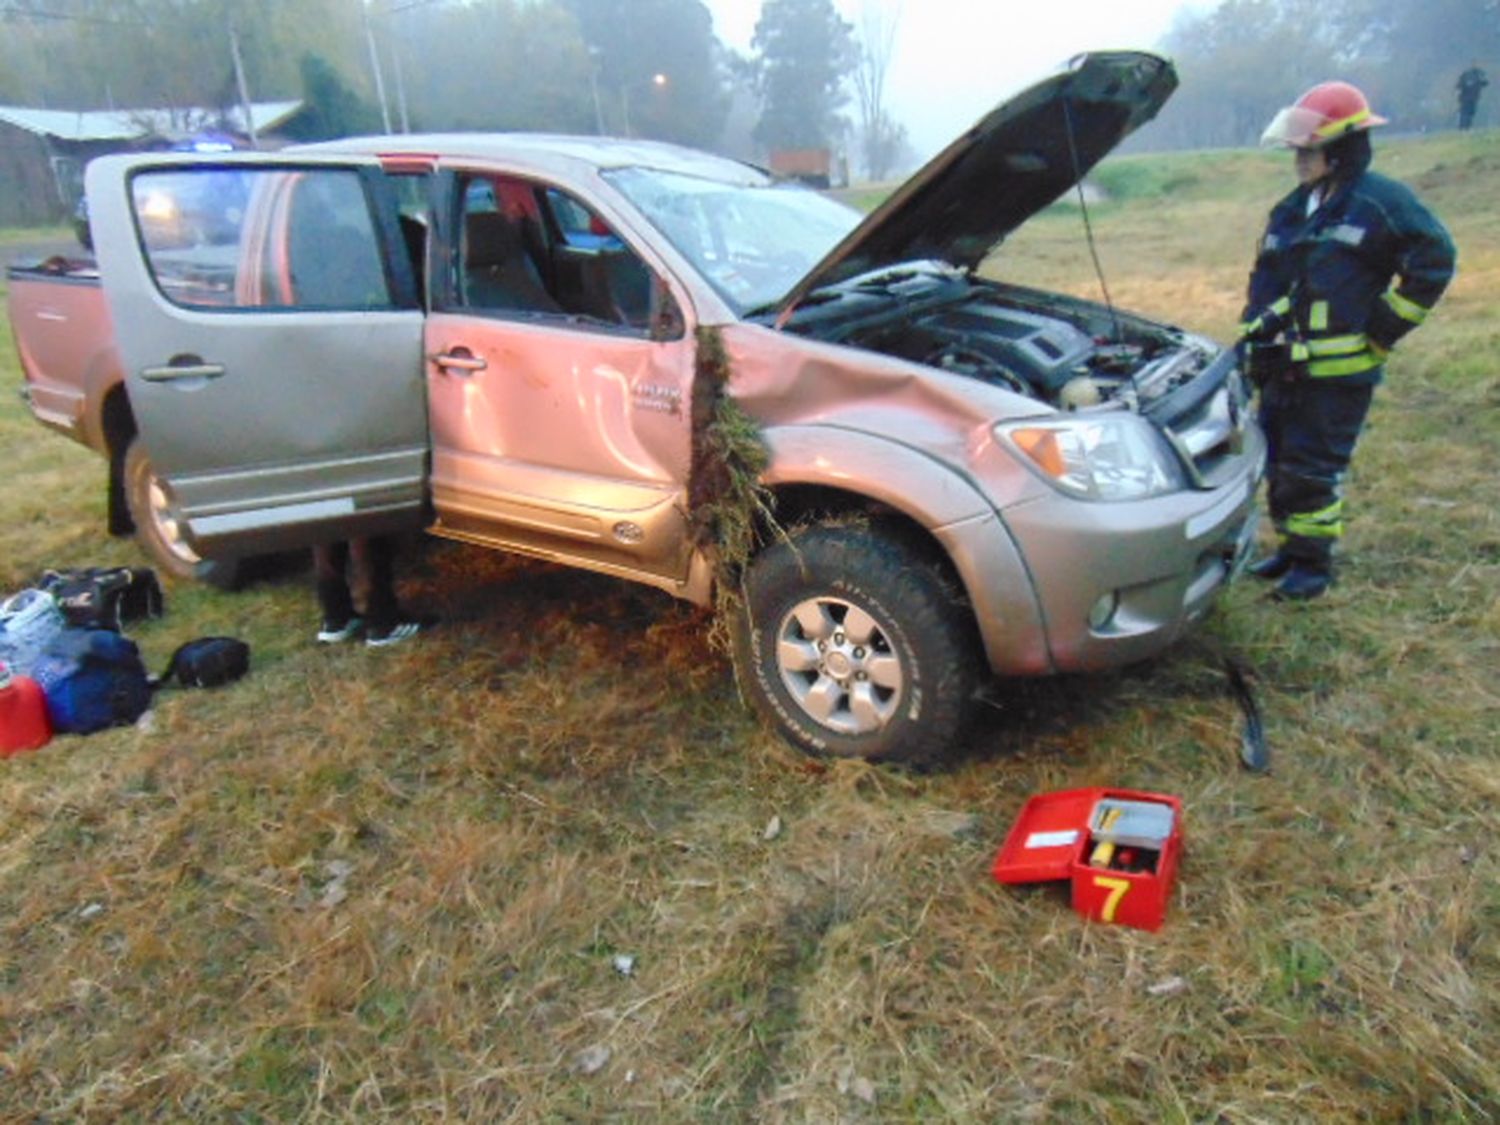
{"left": 10, "top": 0, "right": 1484, "bottom": 177}
{"left": 0, "top": 0, "right": 912, "bottom": 177}
{"left": 1150, "top": 0, "right": 1500, "bottom": 150}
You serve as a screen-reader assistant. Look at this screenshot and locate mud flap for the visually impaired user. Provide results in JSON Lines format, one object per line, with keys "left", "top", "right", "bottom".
{"left": 1224, "top": 658, "right": 1269, "bottom": 773}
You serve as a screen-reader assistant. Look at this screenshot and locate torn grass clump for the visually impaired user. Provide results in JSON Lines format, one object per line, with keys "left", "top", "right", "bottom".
{"left": 687, "top": 326, "right": 777, "bottom": 642}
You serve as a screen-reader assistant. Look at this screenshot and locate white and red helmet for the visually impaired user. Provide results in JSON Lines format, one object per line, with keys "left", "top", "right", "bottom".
{"left": 1261, "top": 81, "right": 1388, "bottom": 149}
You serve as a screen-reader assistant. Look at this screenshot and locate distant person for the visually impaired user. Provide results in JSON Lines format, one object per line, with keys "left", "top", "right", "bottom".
{"left": 314, "top": 536, "right": 424, "bottom": 647}
{"left": 1239, "top": 81, "right": 1456, "bottom": 600}
{"left": 1457, "top": 64, "right": 1488, "bottom": 130}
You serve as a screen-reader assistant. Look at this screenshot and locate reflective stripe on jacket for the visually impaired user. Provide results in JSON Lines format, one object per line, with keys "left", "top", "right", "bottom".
{"left": 1242, "top": 170, "right": 1456, "bottom": 383}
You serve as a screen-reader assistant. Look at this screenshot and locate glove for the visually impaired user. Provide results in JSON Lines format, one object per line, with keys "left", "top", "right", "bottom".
{"left": 1238, "top": 298, "right": 1293, "bottom": 344}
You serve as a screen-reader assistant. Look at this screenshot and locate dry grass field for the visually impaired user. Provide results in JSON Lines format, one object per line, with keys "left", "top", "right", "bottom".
{"left": 2, "top": 133, "right": 1497, "bottom": 1121}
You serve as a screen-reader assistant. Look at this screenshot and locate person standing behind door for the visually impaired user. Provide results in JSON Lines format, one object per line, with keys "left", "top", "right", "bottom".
{"left": 314, "top": 536, "right": 424, "bottom": 647}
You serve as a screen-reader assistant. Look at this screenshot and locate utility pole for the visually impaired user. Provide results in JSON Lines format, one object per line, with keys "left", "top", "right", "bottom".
{"left": 588, "top": 46, "right": 606, "bottom": 134}
{"left": 362, "top": 2, "right": 393, "bottom": 134}
{"left": 228, "top": 22, "right": 260, "bottom": 149}
{"left": 389, "top": 0, "right": 411, "bottom": 133}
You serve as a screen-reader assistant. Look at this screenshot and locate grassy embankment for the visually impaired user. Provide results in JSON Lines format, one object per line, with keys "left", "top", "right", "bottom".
{"left": 1, "top": 132, "right": 1496, "bottom": 1120}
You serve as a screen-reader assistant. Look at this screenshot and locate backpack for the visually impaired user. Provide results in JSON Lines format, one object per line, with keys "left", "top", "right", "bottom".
{"left": 37, "top": 567, "right": 165, "bottom": 632}
{"left": 0, "top": 589, "right": 67, "bottom": 678}
{"left": 158, "top": 636, "right": 250, "bottom": 689}
{"left": 29, "top": 628, "right": 153, "bottom": 734}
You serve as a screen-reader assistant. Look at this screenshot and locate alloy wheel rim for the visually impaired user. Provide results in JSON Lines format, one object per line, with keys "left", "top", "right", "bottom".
{"left": 147, "top": 475, "right": 200, "bottom": 566}
{"left": 775, "top": 595, "right": 903, "bottom": 735}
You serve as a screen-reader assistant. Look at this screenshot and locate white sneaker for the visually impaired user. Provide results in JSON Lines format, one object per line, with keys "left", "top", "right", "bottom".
{"left": 366, "top": 620, "right": 422, "bottom": 648}
{"left": 317, "top": 616, "right": 364, "bottom": 644}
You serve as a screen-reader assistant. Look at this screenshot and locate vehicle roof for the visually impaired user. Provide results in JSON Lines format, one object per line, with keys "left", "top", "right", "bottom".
{"left": 296, "top": 133, "right": 768, "bottom": 185}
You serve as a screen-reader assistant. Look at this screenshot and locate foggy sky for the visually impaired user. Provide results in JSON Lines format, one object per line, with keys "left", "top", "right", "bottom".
{"left": 704, "top": 0, "right": 1209, "bottom": 157}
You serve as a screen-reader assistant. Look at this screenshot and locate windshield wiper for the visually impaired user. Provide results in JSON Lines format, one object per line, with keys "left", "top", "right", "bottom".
{"left": 853, "top": 267, "right": 921, "bottom": 290}
{"left": 744, "top": 288, "right": 843, "bottom": 320}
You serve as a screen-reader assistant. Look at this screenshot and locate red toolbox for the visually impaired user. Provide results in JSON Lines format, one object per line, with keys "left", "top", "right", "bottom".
{"left": 992, "top": 788, "right": 1184, "bottom": 932}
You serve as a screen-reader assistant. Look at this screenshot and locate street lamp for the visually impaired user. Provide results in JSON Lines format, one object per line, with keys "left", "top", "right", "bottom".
{"left": 588, "top": 46, "right": 606, "bottom": 134}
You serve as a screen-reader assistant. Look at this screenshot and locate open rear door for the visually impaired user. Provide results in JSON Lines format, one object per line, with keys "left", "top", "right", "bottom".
{"left": 87, "top": 152, "right": 428, "bottom": 560}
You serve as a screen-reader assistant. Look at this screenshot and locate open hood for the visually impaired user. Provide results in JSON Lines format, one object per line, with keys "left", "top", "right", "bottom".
{"left": 775, "top": 51, "right": 1177, "bottom": 320}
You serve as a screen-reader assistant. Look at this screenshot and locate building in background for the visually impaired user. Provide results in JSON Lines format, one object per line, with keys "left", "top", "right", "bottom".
{"left": 0, "top": 101, "right": 303, "bottom": 226}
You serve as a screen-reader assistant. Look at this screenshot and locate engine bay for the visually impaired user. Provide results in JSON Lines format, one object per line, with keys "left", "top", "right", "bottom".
{"left": 795, "top": 277, "right": 1220, "bottom": 413}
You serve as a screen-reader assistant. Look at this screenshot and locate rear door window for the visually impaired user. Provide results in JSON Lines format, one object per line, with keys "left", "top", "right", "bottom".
{"left": 130, "top": 167, "right": 397, "bottom": 311}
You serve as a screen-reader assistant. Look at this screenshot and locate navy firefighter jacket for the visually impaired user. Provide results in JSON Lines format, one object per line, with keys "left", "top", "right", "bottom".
{"left": 1241, "top": 169, "right": 1456, "bottom": 384}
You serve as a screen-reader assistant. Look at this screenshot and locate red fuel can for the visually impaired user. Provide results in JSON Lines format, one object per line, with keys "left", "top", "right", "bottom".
{"left": 1, "top": 662, "right": 52, "bottom": 756}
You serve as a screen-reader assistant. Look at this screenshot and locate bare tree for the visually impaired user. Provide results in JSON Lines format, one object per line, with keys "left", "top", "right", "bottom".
{"left": 851, "top": 0, "right": 902, "bottom": 181}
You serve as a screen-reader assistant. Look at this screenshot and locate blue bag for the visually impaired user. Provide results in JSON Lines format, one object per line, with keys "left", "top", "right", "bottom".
{"left": 29, "top": 628, "right": 152, "bottom": 734}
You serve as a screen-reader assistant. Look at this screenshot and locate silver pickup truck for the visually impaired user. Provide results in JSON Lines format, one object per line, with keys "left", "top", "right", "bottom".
{"left": 9, "top": 51, "right": 1262, "bottom": 764}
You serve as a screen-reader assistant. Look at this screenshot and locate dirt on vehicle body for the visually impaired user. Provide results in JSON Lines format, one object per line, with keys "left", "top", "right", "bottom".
{"left": 7, "top": 51, "right": 1263, "bottom": 764}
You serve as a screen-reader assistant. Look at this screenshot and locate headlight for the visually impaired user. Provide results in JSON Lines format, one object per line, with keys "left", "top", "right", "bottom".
{"left": 999, "top": 414, "right": 1186, "bottom": 501}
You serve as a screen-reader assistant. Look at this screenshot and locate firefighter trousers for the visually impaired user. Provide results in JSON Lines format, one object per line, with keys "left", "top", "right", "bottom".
{"left": 1258, "top": 377, "right": 1376, "bottom": 567}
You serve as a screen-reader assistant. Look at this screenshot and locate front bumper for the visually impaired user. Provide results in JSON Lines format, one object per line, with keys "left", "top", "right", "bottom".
{"left": 997, "top": 419, "right": 1266, "bottom": 672}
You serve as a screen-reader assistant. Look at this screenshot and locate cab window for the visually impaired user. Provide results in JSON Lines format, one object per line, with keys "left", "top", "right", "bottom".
{"left": 445, "top": 172, "right": 674, "bottom": 336}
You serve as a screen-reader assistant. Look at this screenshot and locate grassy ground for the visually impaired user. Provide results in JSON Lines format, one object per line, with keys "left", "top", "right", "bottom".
{"left": 2, "top": 132, "right": 1497, "bottom": 1121}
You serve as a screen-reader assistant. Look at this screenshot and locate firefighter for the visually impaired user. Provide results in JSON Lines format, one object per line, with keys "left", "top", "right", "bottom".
{"left": 1240, "top": 81, "right": 1456, "bottom": 600}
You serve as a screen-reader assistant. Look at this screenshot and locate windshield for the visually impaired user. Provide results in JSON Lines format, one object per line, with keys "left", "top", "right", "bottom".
{"left": 604, "top": 166, "right": 861, "bottom": 315}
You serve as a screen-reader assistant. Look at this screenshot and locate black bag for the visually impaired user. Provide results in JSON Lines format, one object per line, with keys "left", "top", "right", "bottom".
{"left": 159, "top": 637, "right": 250, "bottom": 689}
{"left": 29, "top": 628, "right": 153, "bottom": 734}
{"left": 37, "top": 567, "right": 164, "bottom": 632}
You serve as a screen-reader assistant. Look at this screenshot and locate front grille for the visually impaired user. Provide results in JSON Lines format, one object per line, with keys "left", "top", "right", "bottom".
{"left": 1153, "top": 360, "right": 1253, "bottom": 489}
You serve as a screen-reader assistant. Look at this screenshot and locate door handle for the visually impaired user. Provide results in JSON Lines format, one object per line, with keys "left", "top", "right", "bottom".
{"left": 430, "top": 349, "right": 487, "bottom": 374}
{"left": 141, "top": 358, "right": 227, "bottom": 382}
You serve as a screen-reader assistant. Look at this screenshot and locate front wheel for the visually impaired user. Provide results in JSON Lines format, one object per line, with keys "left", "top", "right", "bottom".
{"left": 730, "top": 523, "right": 978, "bottom": 766}
{"left": 123, "top": 437, "right": 243, "bottom": 590}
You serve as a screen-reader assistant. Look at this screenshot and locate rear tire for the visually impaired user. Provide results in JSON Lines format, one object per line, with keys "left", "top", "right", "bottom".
{"left": 123, "top": 437, "right": 243, "bottom": 590}
{"left": 730, "top": 523, "right": 977, "bottom": 766}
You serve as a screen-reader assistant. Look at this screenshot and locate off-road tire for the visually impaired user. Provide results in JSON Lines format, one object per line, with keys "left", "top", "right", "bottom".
{"left": 123, "top": 437, "right": 243, "bottom": 590}
{"left": 730, "top": 523, "right": 978, "bottom": 766}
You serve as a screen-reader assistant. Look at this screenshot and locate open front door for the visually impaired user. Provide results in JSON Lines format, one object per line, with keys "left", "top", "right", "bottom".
{"left": 87, "top": 153, "right": 429, "bottom": 560}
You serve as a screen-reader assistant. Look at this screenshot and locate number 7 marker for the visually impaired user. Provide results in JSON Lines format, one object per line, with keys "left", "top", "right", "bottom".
{"left": 1093, "top": 875, "right": 1132, "bottom": 923}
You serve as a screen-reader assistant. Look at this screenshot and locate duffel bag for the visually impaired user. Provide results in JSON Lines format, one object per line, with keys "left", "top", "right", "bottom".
{"left": 29, "top": 628, "right": 153, "bottom": 735}
{"left": 37, "top": 566, "right": 165, "bottom": 631}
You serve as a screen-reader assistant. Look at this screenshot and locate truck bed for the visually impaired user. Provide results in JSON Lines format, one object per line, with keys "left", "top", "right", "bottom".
{"left": 6, "top": 255, "right": 117, "bottom": 452}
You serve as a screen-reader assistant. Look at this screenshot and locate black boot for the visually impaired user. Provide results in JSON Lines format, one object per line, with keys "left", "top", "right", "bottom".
{"left": 1247, "top": 551, "right": 1293, "bottom": 580}
{"left": 1274, "top": 562, "right": 1333, "bottom": 601}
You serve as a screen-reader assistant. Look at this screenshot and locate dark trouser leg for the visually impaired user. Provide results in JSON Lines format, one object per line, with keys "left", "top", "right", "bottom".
{"left": 1255, "top": 378, "right": 1290, "bottom": 565}
{"left": 108, "top": 444, "right": 133, "bottom": 537}
{"left": 314, "top": 541, "right": 356, "bottom": 625}
{"left": 1260, "top": 379, "right": 1375, "bottom": 569}
{"left": 351, "top": 536, "right": 400, "bottom": 634}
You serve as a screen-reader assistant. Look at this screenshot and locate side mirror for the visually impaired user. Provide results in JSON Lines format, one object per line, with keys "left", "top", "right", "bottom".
{"left": 649, "top": 277, "right": 686, "bottom": 342}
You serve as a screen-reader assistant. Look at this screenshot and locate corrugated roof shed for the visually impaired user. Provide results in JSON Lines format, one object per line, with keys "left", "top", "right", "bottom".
{"left": 0, "top": 101, "right": 303, "bottom": 141}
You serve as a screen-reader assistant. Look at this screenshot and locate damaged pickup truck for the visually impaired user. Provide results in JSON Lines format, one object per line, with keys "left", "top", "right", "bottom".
{"left": 8, "top": 51, "right": 1263, "bottom": 764}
